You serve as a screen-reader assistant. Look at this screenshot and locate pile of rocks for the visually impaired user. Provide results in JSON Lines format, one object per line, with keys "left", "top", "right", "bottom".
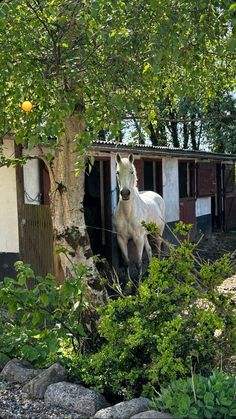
{"left": 0, "top": 358, "right": 173, "bottom": 418}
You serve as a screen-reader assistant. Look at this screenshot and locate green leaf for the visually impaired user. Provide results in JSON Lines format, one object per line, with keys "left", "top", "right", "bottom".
{"left": 221, "top": 398, "right": 233, "bottom": 407}
{"left": 40, "top": 294, "right": 49, "bottom": 306}
{"left": 32, "top": 311, "right": 42, "bottom": 326}
{"left": 204, "top": 409, "right": 213, "bottom": 419}
{"left": 229, "top": 3, "right": 236, "bottom": 11}
{"left": 204, "top": 392, "right": 214, "bottom": 406}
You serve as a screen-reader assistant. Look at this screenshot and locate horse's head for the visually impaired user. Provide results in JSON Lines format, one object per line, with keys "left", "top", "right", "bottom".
{"left": 116, "top": 153, "right": 137, "bottom": 200}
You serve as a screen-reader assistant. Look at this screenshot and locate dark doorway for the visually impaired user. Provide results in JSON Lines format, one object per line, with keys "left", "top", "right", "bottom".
{"left": 84, "top": 159, "right": 112, "bottom": 262}
{"left": 212, "top": 163, "right": 223, "bottom": 231}
{"left": 144, "top": 160, "right": 163, "bottom": 195}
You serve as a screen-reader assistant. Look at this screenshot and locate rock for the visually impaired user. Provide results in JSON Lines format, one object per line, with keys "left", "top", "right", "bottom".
{"left": 94, "top": 397, "right": 150, "bottom": 419}
{"left": 44, "top": 381, "right": 109, "bottom": 418}
{"left": 0, "top": 353, "right": 10, "bottom": 372}
{"left": 22, "top": 363, "right": 67, "bottom": 399}
{"left": 0, "top": 359, "right": 41, "bottom": 384}
{"left": 224, "top": 355, "right": 236, "bottom": 375}
{"left": 130, "top": 410, "right": 173, "bottom": 418}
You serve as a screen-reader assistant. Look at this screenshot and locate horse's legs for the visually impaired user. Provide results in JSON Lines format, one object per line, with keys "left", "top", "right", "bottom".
{"left": 117, "top": 235, "right": 131, "bottom": 280}
{"left": 144, "top": 236, "right": 152, "bottom": 261}
{"left": 133, "top": 236, "right": 145, "bottom": 280}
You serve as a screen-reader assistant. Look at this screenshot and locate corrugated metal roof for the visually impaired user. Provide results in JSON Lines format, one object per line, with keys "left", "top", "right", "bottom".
{"left": 93, "top": 140, "right": 236, "bottom": 161}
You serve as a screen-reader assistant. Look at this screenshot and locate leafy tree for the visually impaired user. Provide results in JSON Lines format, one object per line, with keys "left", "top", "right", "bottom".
{"left": 147, "top": 94, "right": 236, "bottom": 151}
{"left": 0, "top": 0, "right": 235, "bottom": 287}
{"left": 0, "top": 261, "right": 90, "bottom": 365}
{"left": 204, "top": 93, "right": 236, "bottom": 153}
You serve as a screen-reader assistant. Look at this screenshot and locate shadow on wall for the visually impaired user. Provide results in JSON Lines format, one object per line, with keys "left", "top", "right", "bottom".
{"left": 0, "top": 253, "right": 19, "bottom": 279}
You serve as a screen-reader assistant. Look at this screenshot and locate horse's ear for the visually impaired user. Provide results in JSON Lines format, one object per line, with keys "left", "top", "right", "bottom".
{"left": 116, "top": 153, "right": 121, "bottom": 163}
{"left": 129, "top": 154, "right": 134, "bottom": 163}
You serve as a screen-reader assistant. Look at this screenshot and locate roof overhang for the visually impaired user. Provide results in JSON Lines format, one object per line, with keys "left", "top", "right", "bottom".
{"left": 92, "top": 141, "right": 236, "bottom": 162}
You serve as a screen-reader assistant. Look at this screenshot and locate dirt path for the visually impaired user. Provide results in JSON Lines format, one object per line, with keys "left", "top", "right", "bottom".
{"left": 195, "top": 231, "right": 236, "bottom": 261}
{"left": 195, "top": 231, "right": 236, "bottom": 300}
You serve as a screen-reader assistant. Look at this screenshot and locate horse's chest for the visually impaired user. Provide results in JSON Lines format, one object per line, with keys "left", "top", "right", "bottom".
{"left": 115, "top": 208, "right": 142, "bottom": 239}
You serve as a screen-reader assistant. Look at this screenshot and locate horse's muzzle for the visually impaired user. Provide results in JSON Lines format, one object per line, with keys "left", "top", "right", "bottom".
{"left": 121, "top": 188, "right": 130, "bottom": 200}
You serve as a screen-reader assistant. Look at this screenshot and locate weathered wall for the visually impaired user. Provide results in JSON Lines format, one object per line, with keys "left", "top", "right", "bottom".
{"left": 162, "top": 157, "right": 179, "bottom": 223}
{"left": 0, "top": 139, "right": 19, "bottom": 253}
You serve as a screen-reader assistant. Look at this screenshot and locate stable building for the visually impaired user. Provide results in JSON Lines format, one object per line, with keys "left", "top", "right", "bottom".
{"left": 85, "top": 141, "right": 236, "bottom": 263}
{"left": 1, "top": 138, "right": 236, "bottom": 277}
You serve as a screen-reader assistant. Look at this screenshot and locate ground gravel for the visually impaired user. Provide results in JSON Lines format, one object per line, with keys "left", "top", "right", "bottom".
{"left": 0, "top": 380, "right": 82, "bottom": 419}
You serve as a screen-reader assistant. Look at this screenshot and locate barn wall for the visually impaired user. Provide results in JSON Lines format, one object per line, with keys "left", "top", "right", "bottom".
{"left": 0, "top": 139, "right": 19, "bottom": 278}
{"left": 162, "top": 157, "right": 179, "bottom": 222}
{"left": 23, "top": 159, "right": 41, "bottom": 205}
{"left": 0, "top": 139, "right": 19, "bottom": 253}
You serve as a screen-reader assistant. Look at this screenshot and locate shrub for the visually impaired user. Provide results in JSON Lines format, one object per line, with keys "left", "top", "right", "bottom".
{"left": 152, "top": 369, "right": 236, "bottom": 418}
{"left": 80, "top": 237, "right": 235, "bottom": 399}
{"left": 0, "top": 261, "right": 90, "bottom": 366}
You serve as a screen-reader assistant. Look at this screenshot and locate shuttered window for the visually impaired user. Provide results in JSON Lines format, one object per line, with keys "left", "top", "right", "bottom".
{"left": 197, "top": 163, "right": 216, "bottom": 197}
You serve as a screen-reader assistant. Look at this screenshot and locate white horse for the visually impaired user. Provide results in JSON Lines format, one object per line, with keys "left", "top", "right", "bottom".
{"left": 114, "top": 153, "right": 165, "bottom": 278}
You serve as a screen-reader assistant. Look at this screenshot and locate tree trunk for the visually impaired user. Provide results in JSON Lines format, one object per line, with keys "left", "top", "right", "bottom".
{"left": 183, "top": 116, "right": 189, "bottom": 149}
{"left": 169, "top": 110, "right": 179, "bottom": 148}
{"left": 148, "top": 122, "right": 158, "bottom": 145}
{"left": 48, "top": 114, "right": 104, "bottom": 305}
{"left": 190, "top": 114, "right": 197, "bottom": 150}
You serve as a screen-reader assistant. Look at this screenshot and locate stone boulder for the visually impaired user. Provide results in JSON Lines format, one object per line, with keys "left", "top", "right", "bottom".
{"left": 44, "top": 381, "right": 109, "bottom": 418}
{"left": 22, "top": 362, "right": 67, "bottom": 399}
{"left": 94, "top": 397, "right": 150, "bottom": 419}
{"left": 130, "top": 410, "right": 173, "bottom": 418}
{"left": 0, "top": 359, "right": 41, "bottom": 384}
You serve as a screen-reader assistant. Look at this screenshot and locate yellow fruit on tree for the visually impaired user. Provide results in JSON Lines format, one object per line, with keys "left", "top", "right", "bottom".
{"left": 21, "top": 101, "right": 33, "bottom": 112}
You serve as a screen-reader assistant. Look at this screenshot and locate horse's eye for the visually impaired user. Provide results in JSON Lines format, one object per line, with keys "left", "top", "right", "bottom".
{"left": 130, "top": 171, "right": 134, "bottom": 175}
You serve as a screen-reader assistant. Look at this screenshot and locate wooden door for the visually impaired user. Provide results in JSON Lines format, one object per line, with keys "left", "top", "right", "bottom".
{"left": 224, "top": 164, "right": 236, "bottom": 230}
{"left": 179, "top": 198, "right": 196, "bottom": 225}
{"left": 19, "top": 204, "right": 54, "bottom": 282}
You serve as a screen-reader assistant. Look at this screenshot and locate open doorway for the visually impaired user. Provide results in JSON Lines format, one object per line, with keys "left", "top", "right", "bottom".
{"left": 84, "top": 159, "right": 112, "bottom": 263}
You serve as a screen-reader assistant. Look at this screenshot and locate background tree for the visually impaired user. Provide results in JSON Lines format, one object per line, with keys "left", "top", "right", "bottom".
{"left": 204, "top": 93, "right": 236, "bottom": 153}
{"left": 147, "top": 93, "right": 236, "bottom": 151}
{"left": 0, "top": 0, "right": 235, "bottom": 288}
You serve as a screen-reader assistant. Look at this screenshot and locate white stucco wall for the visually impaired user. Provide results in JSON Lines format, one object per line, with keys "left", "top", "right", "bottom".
{"left": 110, "top": 153, "right": 118, "bottom": 217}
{"left": 0, "top": 139, "right": 19, "bottom": 252}
{"left": 23, "top": 159, "right": 41, "bottom": 205}
{"left": 196, "top": 197, "right": 211, "bottom": 217}
{"left": 162, "top": 157, "right": 179, "bottom": 222}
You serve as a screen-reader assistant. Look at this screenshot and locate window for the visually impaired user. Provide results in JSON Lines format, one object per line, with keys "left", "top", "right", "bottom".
{"left": 179, "top": 161, "right": 194, "bottom": 198}
{"left": 144, "top": 160, "right": 162, "bottom": 195}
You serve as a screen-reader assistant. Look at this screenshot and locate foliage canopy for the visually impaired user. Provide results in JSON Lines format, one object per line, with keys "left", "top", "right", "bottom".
{"left": 0, "top": 0, "right": 235, "bottom": 145}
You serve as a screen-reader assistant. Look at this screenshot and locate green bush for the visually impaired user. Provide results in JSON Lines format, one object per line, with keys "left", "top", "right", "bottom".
{"left": 80, "top": 237, "right": 235, "bottom": 398}
{"left": 0, "top": 261, "right": 90, "bottom": 366}
{"left": 152, "top": 369, "right": 236, "bottom": 418}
